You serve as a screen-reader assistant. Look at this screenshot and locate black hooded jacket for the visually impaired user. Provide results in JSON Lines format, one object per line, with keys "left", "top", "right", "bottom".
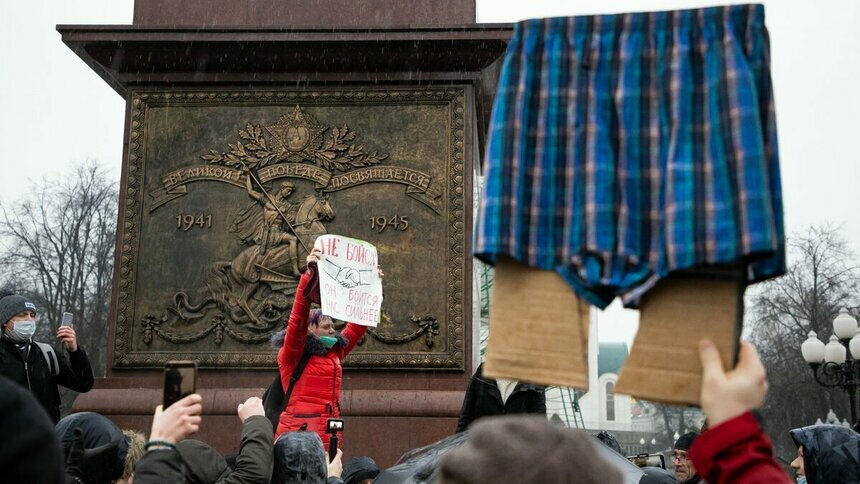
{"left": 343, "top": 456, "right": 380, "bottom": 484}
{"left": 455, "top": 363, "right": 546, "bottom": 433}
{"left": 55, "top": 411, "right": 129, "bottom": 482}
{"left": 790, "top": 424, "right": 860, "bottom": 484}
{"left": 0, "top": 335, "right": 94, "bottom": 422}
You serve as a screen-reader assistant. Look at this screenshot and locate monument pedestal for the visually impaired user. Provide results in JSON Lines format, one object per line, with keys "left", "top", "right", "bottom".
{"left": 63, "top": 0, "right": 510, "bottom": 466}
{"left": 75, "top": 375, "right": 464, "bottom": 465}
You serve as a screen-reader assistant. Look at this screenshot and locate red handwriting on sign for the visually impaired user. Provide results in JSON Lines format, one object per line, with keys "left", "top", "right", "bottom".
{"left": 344, "top": 304, "right": 379, "bottom": 323}
{"left": 323, "top": 283, "right": 339, "bottom": 312}
{"left": 345, "top": 242, "right": 377, "bottom": 267}
{"left": 318, "top": 237, "right": 340, "bottom": 257}
{"left": 348, "top": 289, "right": 379, "bottom": 307}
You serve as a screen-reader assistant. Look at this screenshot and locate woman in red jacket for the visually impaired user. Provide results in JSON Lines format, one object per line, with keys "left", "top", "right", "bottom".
{"left": 273, "top": 248, "right": 377, "bottom": 448}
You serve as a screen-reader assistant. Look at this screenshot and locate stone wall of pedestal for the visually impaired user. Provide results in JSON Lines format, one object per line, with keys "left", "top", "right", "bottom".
{"left": 75, "top": 374, "right": 466, "bottom": 466}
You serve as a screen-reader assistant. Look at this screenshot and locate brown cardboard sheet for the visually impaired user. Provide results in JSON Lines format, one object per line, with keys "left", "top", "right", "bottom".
{"left": 483, "top": 256, "right": 590, "bottom": 389}
{"left": 615, "top": 277, "right": 743, "bottom": 406}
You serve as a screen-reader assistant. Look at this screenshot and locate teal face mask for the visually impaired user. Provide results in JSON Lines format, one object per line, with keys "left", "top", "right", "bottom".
{"left": 797, "top": 478, "right": 806, "bottom": 484}
{"left": 319, "top": 336, "right": 338, "bottom": 348}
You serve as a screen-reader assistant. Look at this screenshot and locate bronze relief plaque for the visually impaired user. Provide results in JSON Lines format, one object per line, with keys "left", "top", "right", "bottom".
{"left": 113, "top": 88, "right": 468, "bottom": 369}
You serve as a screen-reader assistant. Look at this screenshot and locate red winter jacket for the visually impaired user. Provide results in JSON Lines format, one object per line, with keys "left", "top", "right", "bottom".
{"left": 689, "top": 412, "right": 792, "bottom": 484}
{"left": 275, "top": 268, "right": 367, "bottom": 447}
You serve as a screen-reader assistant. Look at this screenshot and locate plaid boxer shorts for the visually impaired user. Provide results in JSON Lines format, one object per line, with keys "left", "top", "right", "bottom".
{"left": 475, "top": 4, "right": 785, "bottom": 309}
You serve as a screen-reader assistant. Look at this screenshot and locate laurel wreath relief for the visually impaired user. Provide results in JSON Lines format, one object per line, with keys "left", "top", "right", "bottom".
{"left": 200, "top": 106, "right": 388, "bottom": 172}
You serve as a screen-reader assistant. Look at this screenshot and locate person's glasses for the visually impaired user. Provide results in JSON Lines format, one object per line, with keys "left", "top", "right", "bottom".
{"left": 672, "top": 453, "right": 689, "bottom": 463}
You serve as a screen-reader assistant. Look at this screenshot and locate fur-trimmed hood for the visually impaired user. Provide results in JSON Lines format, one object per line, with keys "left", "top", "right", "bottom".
{"left": 271, "top": 329, "right": 348, "bottom": 356}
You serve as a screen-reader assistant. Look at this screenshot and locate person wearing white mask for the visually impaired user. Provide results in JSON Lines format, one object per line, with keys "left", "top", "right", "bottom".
{"left": 0, "top": 290, "right": 93, "bottom": 422}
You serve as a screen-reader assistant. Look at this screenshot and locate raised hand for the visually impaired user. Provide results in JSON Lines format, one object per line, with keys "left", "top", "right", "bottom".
{"left": 150, "top": 393, "right": 203, "bottom": 444}
{"left": 307, "top": 247, "right": 322, "bottom": 266}
{"left": 237, "top": 396, "right": 265, "bottom": 422}
{"left": 327, "top": 448, "right": 344, "bottom": 478}
{"left": 57, "top": 325, "right": 78, "bottom": 352}
{"left": 699, "top": 340, "right": 768, "bottom": 427}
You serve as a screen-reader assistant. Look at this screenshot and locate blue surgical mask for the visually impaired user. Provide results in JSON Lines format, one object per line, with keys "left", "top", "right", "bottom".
{"left": 319, "top": 336, "right": 338, "bottom": 348}
{"left": 797, "top": 477, "right": 806, "bottom": 484}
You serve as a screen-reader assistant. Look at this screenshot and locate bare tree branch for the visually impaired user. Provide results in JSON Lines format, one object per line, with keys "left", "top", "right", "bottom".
{"left": 748, "top": 224, "right": 860, "bottom": 462}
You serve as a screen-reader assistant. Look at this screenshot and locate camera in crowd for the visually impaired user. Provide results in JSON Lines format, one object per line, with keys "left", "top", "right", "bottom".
{"left": 626, "top": 453, "right": 666, "bottom": 469}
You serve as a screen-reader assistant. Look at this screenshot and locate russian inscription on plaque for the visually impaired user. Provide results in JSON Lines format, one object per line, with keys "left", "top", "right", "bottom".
{"left": 113, "top": 88, "right": 467, "bottom": 369}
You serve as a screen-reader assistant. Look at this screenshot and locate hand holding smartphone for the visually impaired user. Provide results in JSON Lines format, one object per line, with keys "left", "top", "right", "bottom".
{"left": 57, "top": 312, "right": 78, "bottom": 351}
{"left": 163, "top": 361, "right": 198, "bottom": 409}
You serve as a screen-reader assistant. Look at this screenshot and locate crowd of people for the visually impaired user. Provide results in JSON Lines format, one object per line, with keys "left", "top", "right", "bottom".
{"left": 2, "top": 252, "right": 859, "bottom": 484}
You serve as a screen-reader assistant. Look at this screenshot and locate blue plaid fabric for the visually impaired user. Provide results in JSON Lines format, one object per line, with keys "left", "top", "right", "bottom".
{"left": 475, "top": 4, "right": 784, "bottom": 309}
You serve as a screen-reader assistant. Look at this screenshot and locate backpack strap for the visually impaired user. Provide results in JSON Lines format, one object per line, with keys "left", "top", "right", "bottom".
{"left": 263, "top": 351, "right": 313, "bottom": 430}
{"left": 283, "top": 351, "right": 313, "bottom": 408}
{"left": 35, "top": 342, "right": 59, "bottom": 377}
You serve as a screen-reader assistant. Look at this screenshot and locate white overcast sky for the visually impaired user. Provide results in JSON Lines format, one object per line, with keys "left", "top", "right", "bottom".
{"left": 2, "top": 0, "right": 859, "bottom": 345}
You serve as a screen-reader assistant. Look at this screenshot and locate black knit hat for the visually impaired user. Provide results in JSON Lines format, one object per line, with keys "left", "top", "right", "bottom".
{"left": 0, "top": 292, "right": 37, "bottom": 326}
{"left": 674, "top": 432, "right": 699, "bottom": 451}
{"left": 343, "top": 456, "right": 381, "bottom": 484}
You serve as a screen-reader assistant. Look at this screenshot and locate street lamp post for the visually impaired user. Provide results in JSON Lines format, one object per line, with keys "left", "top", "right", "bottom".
{"left": 800, "top": 308, "right": 860, "bottom": 429}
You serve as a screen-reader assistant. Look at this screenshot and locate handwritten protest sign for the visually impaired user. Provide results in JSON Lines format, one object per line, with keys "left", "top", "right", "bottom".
{"left": 316, "top": 234, "right": 383, "bottom": 327}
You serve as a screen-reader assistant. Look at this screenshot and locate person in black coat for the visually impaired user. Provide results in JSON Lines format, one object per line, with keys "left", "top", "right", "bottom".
{"left": 455, "top": 362, "right": 546, "bottom": 432}
{"left": 0, "top": 291, "right": 94, "bottom": 422}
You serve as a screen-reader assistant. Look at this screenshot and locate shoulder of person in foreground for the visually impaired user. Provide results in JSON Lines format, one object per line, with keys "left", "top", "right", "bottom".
{"left": 0, "top": 375, "right": 65, "bottom": 484}
{"left": 689, "top": 340, "right": 792, "bottom": 484}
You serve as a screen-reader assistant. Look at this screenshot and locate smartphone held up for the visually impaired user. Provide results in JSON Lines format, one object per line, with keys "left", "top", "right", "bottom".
{"left": 163, "top": 360, "right": 197, "bottom": 409}
{"left": 61, "top": 312, "right": 74, "bottom": 328}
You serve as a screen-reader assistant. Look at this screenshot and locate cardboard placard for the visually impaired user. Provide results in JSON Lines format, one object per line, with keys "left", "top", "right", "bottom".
{"left": 615, "top": 277, "right": 743, "bottom": 406}
{"left": 316, "top": 234, "right": 383, "bottom": 327}
{"left": 483, "top": 256, "right": 590, "bottom": 389}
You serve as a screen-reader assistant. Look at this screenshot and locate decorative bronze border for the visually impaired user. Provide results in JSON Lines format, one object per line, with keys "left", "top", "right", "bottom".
{"left": 113, "top": 88, "right": 467, "bottom": 370}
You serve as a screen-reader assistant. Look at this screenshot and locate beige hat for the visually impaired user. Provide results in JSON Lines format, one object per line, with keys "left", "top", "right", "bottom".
{"left": 437, "top": 415, "right": 622, "bottom": 484}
